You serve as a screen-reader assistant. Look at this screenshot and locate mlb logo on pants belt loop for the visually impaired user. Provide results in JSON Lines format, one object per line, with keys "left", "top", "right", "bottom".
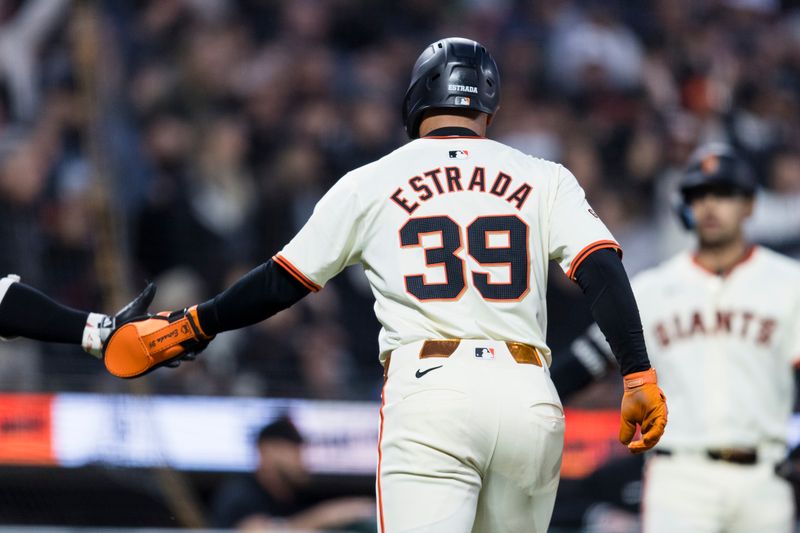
{"left": 475, "top": 347, "right": 495, "bottom": 359}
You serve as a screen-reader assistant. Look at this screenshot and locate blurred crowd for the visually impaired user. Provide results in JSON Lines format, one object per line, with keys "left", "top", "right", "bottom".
{"left": 1, "top": 0, "right": 800, "bottom": 400}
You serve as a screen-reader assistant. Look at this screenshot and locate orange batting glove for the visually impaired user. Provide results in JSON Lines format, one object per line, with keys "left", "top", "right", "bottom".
{"left": 103, "top": 306, "right": 214, "bottom": 378}
{"left": 619, "top": 367, "right": 667, "bottom": 454}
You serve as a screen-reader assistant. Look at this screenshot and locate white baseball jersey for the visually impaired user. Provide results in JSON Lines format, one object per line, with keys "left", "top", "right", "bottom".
{"left": 632, "top": 246, "right": 800, "bottom": 454}
{"left": 276, "top": 135, "right": 619, "bottom": 362}
{"left": 637, "top": 246, "right": 800, "bottom": 533}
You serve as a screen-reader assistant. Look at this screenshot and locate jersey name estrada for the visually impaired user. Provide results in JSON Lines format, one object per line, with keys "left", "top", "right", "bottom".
{"left": 632, "top": 247, "right": 800, "bottom": 452}
{"left": 277, "top": 136, "right": 619, "bottom": 362}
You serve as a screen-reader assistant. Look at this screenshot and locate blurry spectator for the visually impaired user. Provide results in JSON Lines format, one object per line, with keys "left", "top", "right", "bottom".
{"left": 188, "top": 113, "right": 258, "bottom": 261}
{"left": 211, "top": 415, "right": 375, "bottom": 531}
{"left": 294, "top": 321, "right": 356, "bottom": 400}
{"left": 0, "top": 0, "right": 70, "bottom": 123}
{"left": 548, "top": 2, "right": 643, "bottom": 94}
{"left": 745, "top": 149, "right": 800, "bottom": 256}
{"left": 258, "top": 141, "right": 329, "bottom": 244}
{"left": 231, "top": 282, "right": 361, "bottom": 399}
{"left": 0, "top": 133, "right": 48, "bottom": 285}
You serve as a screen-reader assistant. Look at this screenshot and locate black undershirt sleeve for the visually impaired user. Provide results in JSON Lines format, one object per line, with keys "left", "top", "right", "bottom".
{"left": 573, "top": 248, "right": 651, "bottom": 376}
{"left": 0, "top": 282, "right": 88, "bottom": 343}
{"left": 196, "top": 259, "right": 311, "bottom": 336}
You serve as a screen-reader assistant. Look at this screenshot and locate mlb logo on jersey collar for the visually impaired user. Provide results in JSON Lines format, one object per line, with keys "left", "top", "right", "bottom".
{"left": 449, "top": 150, "right": 469, "bottom": 159}
{"left": 475, "top": 347, "right": 495, "bottom": 359}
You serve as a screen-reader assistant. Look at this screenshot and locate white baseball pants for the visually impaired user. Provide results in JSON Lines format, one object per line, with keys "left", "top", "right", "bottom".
{"left": 642, "top": 452, "right": 794, "bottom": 533}
{"left": 376, "top": 339, "right": 565, "bottom": 533}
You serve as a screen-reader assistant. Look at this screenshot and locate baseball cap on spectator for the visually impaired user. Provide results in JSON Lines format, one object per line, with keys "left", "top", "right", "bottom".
{"left": 257, "top": 415, "right": 304, "bottom": 445}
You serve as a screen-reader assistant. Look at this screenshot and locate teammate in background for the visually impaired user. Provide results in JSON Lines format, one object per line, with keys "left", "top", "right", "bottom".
{"left": 551, "top": 142, "right": 799, "bottom": 532}
{"left": 0, "top": 274, "right": 155, "bottom": 358}
{"left": 104, "top": 38, "right": 667, "bottom": 532}
{"left": 211, "top": 415, "right": 375, "bottom": 531}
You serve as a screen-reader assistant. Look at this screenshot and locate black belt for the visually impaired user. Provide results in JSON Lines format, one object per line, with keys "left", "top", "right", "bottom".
{"left": 655, "top": 448, "right": 758, "bottom": 465}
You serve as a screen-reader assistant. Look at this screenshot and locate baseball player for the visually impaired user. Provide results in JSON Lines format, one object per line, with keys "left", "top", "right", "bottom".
{"left": 104, "top": 38, "right": 667, "bottom": 532}
{"left": 0, "top": 274, "right": 155, "bottom": 358}
{"left": 551, "top": 142, "right": 799, "bottom": 532}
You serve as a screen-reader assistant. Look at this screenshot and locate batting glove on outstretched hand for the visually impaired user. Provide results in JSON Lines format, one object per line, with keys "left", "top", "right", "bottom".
{"left": 82, "top": 282, "right": 157, "bottom": 358}
{"left": 103, "top": 305, "right": 214, "bottom": 378}
{"left": 619, "top": 367, "right": 668, "bottom": 454}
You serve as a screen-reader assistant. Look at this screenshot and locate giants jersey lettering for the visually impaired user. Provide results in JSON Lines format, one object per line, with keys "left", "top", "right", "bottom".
{"left": 632, "top": 247, "right": 800, "bottom": 452}
{"left": 277, "top": 136, "right": 619, "bottom": 362}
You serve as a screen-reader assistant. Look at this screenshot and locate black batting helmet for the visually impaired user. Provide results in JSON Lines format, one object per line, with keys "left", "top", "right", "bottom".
{"left": 676, "top": 142, "right": 757, "bottom": 229}
{"left": 402, "top": 37, "right": 500, "bottom": 139}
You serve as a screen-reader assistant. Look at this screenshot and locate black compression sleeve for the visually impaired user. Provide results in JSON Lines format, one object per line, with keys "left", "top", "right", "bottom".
{"left": 196, "top": 259, "right": 311, "bottom": 335}
{"left": 0, "top": 282, "right": 88, "bottom": 343}
{"left": 573, "top": 248, "right": 651, "bottom": 375}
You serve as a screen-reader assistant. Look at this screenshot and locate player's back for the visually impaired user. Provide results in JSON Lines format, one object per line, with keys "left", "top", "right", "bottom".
{"left": 330, "top": 133, "right": 618, "bottom": 361}
{"left": 277, "top": 131, "right": 618, "bottom": 361}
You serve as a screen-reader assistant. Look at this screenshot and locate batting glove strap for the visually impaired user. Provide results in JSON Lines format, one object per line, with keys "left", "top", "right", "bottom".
{"left": 82, "top": 282, "right": 157, "bottom": 359}
{"left": 623, "top": 367, "right": 659, "bottom": 390}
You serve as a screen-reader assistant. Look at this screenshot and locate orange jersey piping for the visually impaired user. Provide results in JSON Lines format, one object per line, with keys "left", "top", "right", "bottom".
{"left": 566, "top": 240, "right": 622, "bottom": 280}
{"left": 273, "top": 254, "right": 321, "bottom": 292}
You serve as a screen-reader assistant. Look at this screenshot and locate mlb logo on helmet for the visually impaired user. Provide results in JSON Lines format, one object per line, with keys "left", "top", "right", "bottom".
{"left": 475, "top": 347, "right": 495, "bottom": 359}
{"left": 449, "top": 150, "right": 469, "bottom": 159}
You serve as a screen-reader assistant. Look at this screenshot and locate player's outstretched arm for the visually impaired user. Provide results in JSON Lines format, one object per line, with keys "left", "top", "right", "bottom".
{"left": 572, "top": 249, "right": 667, "bottom": 453}
{"left": 103, "top": 258, "right": 310, "bottom": 378}
{"left": 0, "top": 275, "right": 156, "bottom": 357}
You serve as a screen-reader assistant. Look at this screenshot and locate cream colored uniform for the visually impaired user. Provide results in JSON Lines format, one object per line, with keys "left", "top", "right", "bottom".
{"left": 632, "top": 247, "right": 800, "bottom": 533}
{"left": 277, "top": 133, "right": 619, "bottom": 532}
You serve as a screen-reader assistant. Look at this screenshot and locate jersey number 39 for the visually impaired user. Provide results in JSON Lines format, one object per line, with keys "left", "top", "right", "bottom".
{"left": 399, "top": 215, "right": 529, "bottom": 302}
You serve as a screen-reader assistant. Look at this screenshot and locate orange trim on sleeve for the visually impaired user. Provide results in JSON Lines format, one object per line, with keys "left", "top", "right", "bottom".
{"left": 272, "top": 254, "right": 321, "bottom": 292}
{"left": 566, "top": 240, "right": 622, "bottom": 280}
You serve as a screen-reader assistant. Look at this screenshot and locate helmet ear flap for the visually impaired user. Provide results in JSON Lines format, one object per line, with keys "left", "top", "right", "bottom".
{"left": 677, "top": 203, "right": 695, "bottom": 230}
{"left": 672, "top": 188, "right": 695, "bottom": 230}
